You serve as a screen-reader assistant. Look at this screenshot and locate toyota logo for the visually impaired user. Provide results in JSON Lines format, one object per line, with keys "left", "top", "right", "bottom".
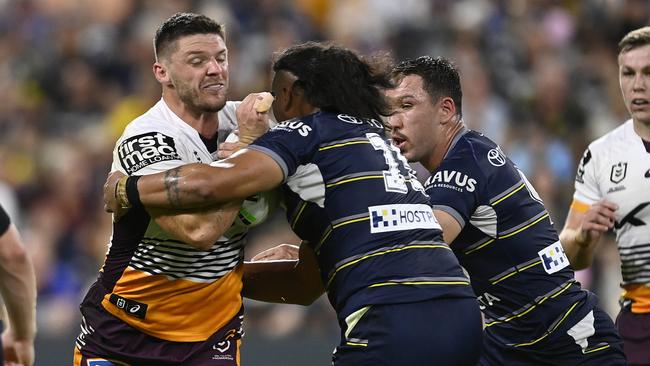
{"left": 487, "top": 148, "right": 506, "bottom": 167}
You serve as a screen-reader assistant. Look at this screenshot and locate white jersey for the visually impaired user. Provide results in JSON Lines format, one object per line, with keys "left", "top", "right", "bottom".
{"left": 102, "top": 99, "right": 247, "bottom": 341}
{"left": 573, "top": 119, "right": 650, "bottom": 287}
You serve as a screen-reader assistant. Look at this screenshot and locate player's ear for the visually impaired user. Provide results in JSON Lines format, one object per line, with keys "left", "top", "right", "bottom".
{"left": 439, "top": 97, "right": 457, "bottom": 124}
{"left": 153, "top": 62, "right": 171, "bottom": 85}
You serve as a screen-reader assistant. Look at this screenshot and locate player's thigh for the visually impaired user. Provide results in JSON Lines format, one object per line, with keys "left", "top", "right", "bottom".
{"left": 616, "top": 307, "right": 650, "bottom": 365}
{"left": 333, "top": 297, "right": 482, "bottom": 366}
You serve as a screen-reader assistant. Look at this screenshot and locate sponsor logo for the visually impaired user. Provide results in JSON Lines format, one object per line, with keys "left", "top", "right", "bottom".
{"left": 425, "top": 170, "right": 477, "bottom": 192}
{"left": 538, "top": 242, "right": 569, "bottom": 274}
{"left": 118, "top": 132, "right": 181, "bottom": 174}
{"left": 213, "top": 340, "right": 231, "bottom": 353}
{"left": 610, "top": 162, "right": 627, "bottom": 183}
{"left": 109, "top": 294, "right": 148, "bottom": 320}
{"left": 645, "top": 168, "right": 650, "bottom": 178}
{"left": 88, "top": 360, "right": 123, "bottom": 366}
{"left": 575, "top": 149, "right": 592, "bottom": 183}
{"left": 369, "top": 204, "right": 441, "bottom": 233}
{"left": 606, "top": 186, "right": 626, "bottom": 194}
{"left": 487, "top": 147, "right": 506, "bottom": 167}
{"left": 271, "top": 119, "right": 313, "bottom": 136}
{"left": 337, "top": 114, "right": 384, "bottom": 129}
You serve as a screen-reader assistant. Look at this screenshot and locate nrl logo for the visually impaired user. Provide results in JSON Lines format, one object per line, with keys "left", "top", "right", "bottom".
{"left": 610, "top": 162, "right": 627, "bottom": 184}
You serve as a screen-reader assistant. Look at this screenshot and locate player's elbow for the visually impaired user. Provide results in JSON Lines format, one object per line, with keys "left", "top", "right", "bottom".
{"left": 0, "top": 236, "right": 29, "bottom": 270}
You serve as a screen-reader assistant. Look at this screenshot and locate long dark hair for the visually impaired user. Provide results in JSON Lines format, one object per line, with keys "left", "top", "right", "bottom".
{"left": 273, "top": 42, "right": 393, "bottom": 120}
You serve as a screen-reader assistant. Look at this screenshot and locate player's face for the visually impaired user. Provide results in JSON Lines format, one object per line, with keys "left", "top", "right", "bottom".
{"left": 270, "top": 70, "right": 299, "bottom": 122}
{"left": 165, "top": 33, "right": 229, "bottom": 113}
{"left": 619, "top": 43, "right": 650, "bottom": 125}
{"left": 386, "top": 75, "right": 441, "bottom": 164}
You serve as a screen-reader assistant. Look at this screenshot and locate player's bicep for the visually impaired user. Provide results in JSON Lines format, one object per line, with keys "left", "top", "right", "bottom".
{"left": 433, "top": 209, "right": 462, "bottom": 244}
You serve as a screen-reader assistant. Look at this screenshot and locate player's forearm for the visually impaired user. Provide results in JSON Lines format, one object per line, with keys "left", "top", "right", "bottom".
{"left": 153, "top": 202, "right": 242, "bottom": 251}
{"left": 0, "top": 229, "right": 36, "bottom": 340}
{"left": 559, "top": 228, "right": 598, "bottom": 270}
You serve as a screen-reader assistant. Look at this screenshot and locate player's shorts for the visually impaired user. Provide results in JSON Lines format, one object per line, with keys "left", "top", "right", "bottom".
{"left": 616, "top": 306, "right": 650, "bottom": 365}
{"left": 73, "top": 302, "right": 243, "bottom": 366}
{"left": 480, "top": 305, "right": 626, "bottom": 365}
{"left": 332, "top": 297, "right": 483, "bottom": 366}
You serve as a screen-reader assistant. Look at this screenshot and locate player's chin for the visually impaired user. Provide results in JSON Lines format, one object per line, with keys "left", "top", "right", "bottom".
{"left": 201, "top": 97, "right": 227, "bottom": 113}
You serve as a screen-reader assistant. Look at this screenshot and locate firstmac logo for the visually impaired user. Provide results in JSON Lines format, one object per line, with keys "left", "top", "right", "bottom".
{"left": 118, "top": 132, "right": 181, "bottom": 174}
{"left": 369, "top": 204, "right": 441, "bottom": 233}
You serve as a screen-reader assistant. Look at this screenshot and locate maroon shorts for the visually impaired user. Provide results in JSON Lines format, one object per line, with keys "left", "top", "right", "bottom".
{"left": 74, "top": 303, "right": 243, "bottom": 366}
{"left": 616, "top": 307, "right": 650, "bottom": 365}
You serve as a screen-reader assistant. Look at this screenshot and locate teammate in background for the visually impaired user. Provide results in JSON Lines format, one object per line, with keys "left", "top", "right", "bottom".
{"left": 386, "top": 56, "right": 626, "bottom": 365}
{"left": 0, "top": 203, "right": 37, "bottom": 366}
{"left": 104, "top": 42, "right": 483, "bottom": 366}
{"left": 560, "top": 26, "right": 650, "bottom": 366}
{"left": 74, "top": 13, "right": 271, "bottom": 365}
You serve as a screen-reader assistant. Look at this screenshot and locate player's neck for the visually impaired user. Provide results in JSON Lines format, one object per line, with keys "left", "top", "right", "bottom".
{"left": 425, "top": 121, "right": 465, "bottom": 171}
{"left": 163, "top": 94, "right": 219, "bottom": 138}
{"left": 632, "top": 118, "right": 650, "bottom": 142}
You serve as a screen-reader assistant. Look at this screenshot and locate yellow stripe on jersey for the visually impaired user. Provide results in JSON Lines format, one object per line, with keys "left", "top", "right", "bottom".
{"left": 570, "top": 199, "right": 591, "bottom": 214}
{"left": 490, "top": 260, "right": 542, "bottom": 285}
{"left": 102, "top": 265, "right": 243, "bottom": 342}
{"left": 499, "top": 213, "right": 549, "bottom": 239}
{"left": 368, "top": 279, "right": 470, "bottom": 288}
{"left": 332, "top": 216, "right": 370, "bottom": 229}
{"left": 484, "top": 279, "right": 575, "bottom": 327}
{"left": 318, "top": 140, "right": 370, "bottom": 151}
{"left": 491, "top": 183, "right": 526, "bottom": 206}
{"left": 290, "top": 201, "right": 308, "bottom": 229}
{"left": 325, "top": 244, "right": 452, "bottom": 288}
{"left": 512, "top": 300, "right": 581, "bottom": 347}
{"left": 583, "top": 344, "right": 611, "bottom": 354}
{"left": 464, "top": 212, "right": 549, "bottom": 255}
{"left": 326, "top": 175, "right": 384, "bottom": 188}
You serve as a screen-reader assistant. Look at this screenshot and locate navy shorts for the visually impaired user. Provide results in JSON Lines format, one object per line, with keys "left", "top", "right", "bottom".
{"left": 616, "top": 307, "right": 650, "bottom": 365}
{"left": 480, "top": 306, "right": 626, "bottom": 365}
{"left": 332, "top": 297, "right": 483, "bottom": 366}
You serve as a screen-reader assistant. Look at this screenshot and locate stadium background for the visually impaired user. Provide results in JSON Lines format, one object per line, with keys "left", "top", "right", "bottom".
{"left": 0, "top": 0, "right": 646, "bottom": 364}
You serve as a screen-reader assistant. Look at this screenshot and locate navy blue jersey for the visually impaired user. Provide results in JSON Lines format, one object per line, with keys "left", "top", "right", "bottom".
{"left": 426, "top": 129, "right": 596, "bottom": 347}
{"left": 250, "top": 112, "right": 474, "bottom": 319}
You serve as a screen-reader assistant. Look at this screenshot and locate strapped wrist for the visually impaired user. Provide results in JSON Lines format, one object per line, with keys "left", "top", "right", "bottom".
{"left": 115, "top": 176, "right": 131, "bottom": 209}
{"left": 125, "top": 176, "right": 143, "bottom": 209}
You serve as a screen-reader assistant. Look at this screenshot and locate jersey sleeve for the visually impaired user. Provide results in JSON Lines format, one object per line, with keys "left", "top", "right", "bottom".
{"left": 424, "top": 153, "right": 485, "bottom": 229}
{"left": 247, "top": 119, "right": 318, "bottom": 181}
{"left": 573, "top": 147, "right": 601, "bottom": 205}
{"left": 0, "top": 204, "right": 9, "bottom": 236}
{"left": 111, "top": 124, "right": 189, "bottom": 176}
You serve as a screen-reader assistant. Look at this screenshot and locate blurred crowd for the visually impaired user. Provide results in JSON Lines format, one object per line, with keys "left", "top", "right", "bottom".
{"left": 0, "top": 0, "right": 647, "bottom": 363}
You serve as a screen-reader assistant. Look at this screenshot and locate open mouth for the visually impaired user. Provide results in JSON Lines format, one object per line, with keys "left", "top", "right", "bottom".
{"left": 631, "top": 98, "right": 649, "bottom": 108}
{"left": 202, "top": 83, "right": 225, "bottom": 92}
{"left": 391, "top": 134, "right": 407, "bottom": 150}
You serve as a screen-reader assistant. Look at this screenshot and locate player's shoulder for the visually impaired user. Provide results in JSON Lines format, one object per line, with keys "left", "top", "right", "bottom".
{"left": 120, "top": 99, "right": 180, "bottom": 139}
{"left": 586, "top": 119, "right": 633, "bottom": 156}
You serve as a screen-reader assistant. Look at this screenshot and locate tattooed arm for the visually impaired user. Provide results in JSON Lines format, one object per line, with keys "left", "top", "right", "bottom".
{"left": 105, "top": 149, "right": 284, "bottom": 211}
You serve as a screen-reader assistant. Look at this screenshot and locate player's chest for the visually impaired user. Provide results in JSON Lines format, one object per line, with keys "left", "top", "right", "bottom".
{"left": 598, "top": 152, "right": 650, "bottom": 223}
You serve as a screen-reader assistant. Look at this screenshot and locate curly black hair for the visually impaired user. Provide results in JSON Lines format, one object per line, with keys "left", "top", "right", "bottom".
{"left": 273, "top": 42, "right": 393, "bottom": 120}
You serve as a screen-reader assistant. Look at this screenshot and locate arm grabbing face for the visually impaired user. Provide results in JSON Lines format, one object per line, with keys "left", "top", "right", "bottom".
{"left": 104, "top": 149, "right": 284, "bottom": 213}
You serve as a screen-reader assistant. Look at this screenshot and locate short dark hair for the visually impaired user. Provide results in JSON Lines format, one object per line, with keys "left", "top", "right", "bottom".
{"left": 619, "top": 26, "right": 650, "bottom": 54}
{"left": 273, "top": 42, "right": 393, "bottom": 120}
{"left": 154, "top": 12, "right": 225, "bottom": 60}
{"left": 392, "top": 56, "right": 463, "bottom": 118}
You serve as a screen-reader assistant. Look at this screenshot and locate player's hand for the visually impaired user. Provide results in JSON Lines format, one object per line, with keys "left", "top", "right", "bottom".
{"left": 2, "top": 330, "right": 34, "bottom": 366}
{"left": 217, "top": 141, "right": 239, "bottom": 159}
{"left": 103, "top": 171, "right": 130, "bottom": 221}
{"left": 576, "top": 199, "right": 618, "bottom": 246}
{"left": 235, "top": 92, "right": 273, "bottom": 146}
{"left": 251, "top": 244, "right": 300, "bottom": 261}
